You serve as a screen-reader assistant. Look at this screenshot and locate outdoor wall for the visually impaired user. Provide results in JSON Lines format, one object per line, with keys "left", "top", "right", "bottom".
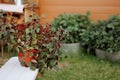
{"left": 0, "top": 0, "right": 120, "bottom": 22}
{"left": 39, "top": 0, "right": 120, "bottom": 22}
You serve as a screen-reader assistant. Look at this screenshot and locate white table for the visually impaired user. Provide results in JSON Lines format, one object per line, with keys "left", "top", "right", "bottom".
{"left": 0, "top": 4, "right": 25, "bottom": 13}
{"left": 0, "top": 57, "right": 39, "bottom": 80}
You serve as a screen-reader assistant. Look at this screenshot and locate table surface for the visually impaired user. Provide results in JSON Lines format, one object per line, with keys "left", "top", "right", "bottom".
{"left": 0, "top": 4, "right": 26, "bottom": 13}
{"left": 0, "top": 57, "right": 39, "bottom": 80}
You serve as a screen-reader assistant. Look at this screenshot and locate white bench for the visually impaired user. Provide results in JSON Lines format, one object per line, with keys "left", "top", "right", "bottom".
{"left": 0, "top": 57, "right": 39, "bottom": 80}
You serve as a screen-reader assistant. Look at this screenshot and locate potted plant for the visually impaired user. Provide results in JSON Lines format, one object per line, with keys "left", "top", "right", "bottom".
{"left": 95, "top": 15, "right": 120, "bottom": 61}
{"left": 51, "top": 12, "right": 91, "bottom": 54}
{"left": 7, "top": 14, "right": 64, "bottom": 74}
{"left": 80, "top": 15, "right": 120, "bottom": 61}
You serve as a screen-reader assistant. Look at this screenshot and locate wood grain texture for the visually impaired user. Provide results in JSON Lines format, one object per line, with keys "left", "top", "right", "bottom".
{"left": 39, "top": 0, "right": 120, "bottom": 22}
{"left": 0, "top": 0, "right": 120, "bottom": 22}
{"left": 39, "top": 0, "right": 120, "bottom": 7}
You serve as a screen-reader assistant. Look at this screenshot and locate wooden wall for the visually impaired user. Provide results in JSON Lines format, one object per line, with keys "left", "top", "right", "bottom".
{"left": 0, "top": 0, "right": 120, "bottom": 22}
{"left": 39, "top": 0, "right": 120, "bottom": 22}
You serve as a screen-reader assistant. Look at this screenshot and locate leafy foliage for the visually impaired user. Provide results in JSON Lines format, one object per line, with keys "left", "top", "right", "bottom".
{"left": 15, "top": 15, "right": 64, "bottom": 73}
{"left": 51, "top": 12, "right": 91, "bottom": 43}
{"left": 0, "top": 10, "right": 16, "bottom": 57}
{"left": 80, "top": 15, "right": 120, "bottom": 54}
{"left": 0, "top": 11, "right": 64, "bottom": 73}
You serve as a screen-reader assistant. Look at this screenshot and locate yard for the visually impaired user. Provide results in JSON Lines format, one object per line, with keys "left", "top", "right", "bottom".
{"left": 0, "top": 0, "right": 120, "bottom": 80}
{"left": 0, "top": 51, "right": 120, "bottom": 80}
{"left": 36, "top": 53, "right": 120, "bottom": 80}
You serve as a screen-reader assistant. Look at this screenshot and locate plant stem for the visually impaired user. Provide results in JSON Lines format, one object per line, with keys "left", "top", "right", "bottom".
{"left": 1, "top": 40, "right": 4, "bottom": 58}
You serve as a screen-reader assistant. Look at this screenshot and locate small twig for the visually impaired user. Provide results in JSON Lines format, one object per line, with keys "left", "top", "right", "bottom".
{"left": 1, "top": 40, "right": 4, "bottom": 58}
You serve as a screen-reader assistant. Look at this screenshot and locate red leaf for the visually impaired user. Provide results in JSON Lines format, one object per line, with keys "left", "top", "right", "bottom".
{"left": 18, "top": 52, "right": 24, "bottom": 58}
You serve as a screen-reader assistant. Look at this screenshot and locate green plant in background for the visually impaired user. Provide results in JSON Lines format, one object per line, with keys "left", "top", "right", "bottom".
{"left": 80, "top": 15, "right": 120, "bottom": 54}
{"left": 0, "top": 10, "right": 15, "bottom": 57}
{"left": 51, "top": 12, "right": 91, "bottom": 43}
{"left": 80, "top": 23, "right": 97, "bottom": 54}
{"left": 97, "top": 15, "right": 120, "bottom": 54}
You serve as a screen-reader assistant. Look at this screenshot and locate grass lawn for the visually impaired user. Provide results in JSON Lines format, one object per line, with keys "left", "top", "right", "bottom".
{"left": 0, "top": 52, "right": 120, "bottom": 80}
{"left": 36, "top": 53, "right": 120, "bottom": 80}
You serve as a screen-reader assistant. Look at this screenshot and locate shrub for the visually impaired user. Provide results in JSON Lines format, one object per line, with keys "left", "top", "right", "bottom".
{"left": 51, "top": 12, "right": 91, "bottom": 43}
{"left": 15, "top": 16, "right": 63, "bottom": 73}
{"left": 0, "top": 10, "right": 16, "bottom": 57}
{"left": 96, "top": 15, "right": 120, "bottom": 53}
{"left": 80, "top": 23, "right": 97, "bottom": 54}
{"left": 0, "top": 12, "right": 64, "bottom": 73}
{"left": 80, "top": 15, "right": 120, "bottom": 54}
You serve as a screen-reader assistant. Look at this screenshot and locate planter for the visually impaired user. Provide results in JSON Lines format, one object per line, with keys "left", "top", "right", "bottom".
{"left": 106, "top": 51, "right": 120, "bottom": 62}
{"left": 59, "top": 43, "right": 81, "bottom": 55}
{"left": 95, "top": 49, "right": 120, "bottom": 62}
{"left": 95, "top": 49, "right": 107, "bottom": 59}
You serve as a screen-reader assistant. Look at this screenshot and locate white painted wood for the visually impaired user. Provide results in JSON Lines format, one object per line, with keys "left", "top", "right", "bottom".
{"left": 0, "top": 4, "right": 26, "bottom": 13}
{"left": 0, "top": 57, "right": 39, "bottom": 80}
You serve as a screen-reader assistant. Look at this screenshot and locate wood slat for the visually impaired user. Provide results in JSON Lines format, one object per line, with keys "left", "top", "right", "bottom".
{"left": 0, "top": 0, "right": 119, "bottom": 22}
{"left": 39, "top": 0, "right": 120, "bottom": 7}
{"left": 40, "top": 12, "right": 113, "bottom": 22}
{"left": 40, "top": 6, "right": 120, "bottom": 14}
{"left": 40, "top": 6, "right": 120, "bottom": 22}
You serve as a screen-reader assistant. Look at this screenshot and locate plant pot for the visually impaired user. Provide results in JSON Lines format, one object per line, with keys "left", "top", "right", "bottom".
{"left": 95, "top": 49, "right": 107, "bottom": 59}
{"left": 95, "top": 49, "right": 120, "bottom": 62}
{"left": 106, "top": 51, "right": 120, "bottom": 62}
{"left": 59, "top": 43, "right": 81, "bottom": 55}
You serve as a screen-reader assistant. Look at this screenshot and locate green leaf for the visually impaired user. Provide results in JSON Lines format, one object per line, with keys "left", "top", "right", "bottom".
{"left": 107, "top": 24, "right": 114, "bottom": 28}
{"left": 10, "top": 35, "right": 14, "bottom": 42}
{"left": 86, "top": 11, "right": 91, "bottom": 16}
{"left": 30, "top": 52, "right": 33, "bottom": 57}
{"left": 36, "top": 28, "right": 40, "bottom": 33}
{"left": 25, "top": 28, "right": 30, "bottom": 35}
{"left": 7, "top": 45, "right": 13, "bottom": 51}
{"left": 16, "top": 47, "right": 20, "bottom": 53}
{"left": 31, "top": 60, "right": 37, "bottom": 63}
{"left": 10, "top": 29, "right": 15, "bottom": 33}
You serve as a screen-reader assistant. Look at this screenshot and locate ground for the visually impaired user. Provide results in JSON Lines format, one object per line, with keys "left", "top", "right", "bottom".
{"left": 0, "top": 53, "right": 120, "bottom": 80}
{"left": 36, "top": 53, "right": 120, "bottom": 80}
{"left": 0, "top": 58, "right": 8, "bottom": 68}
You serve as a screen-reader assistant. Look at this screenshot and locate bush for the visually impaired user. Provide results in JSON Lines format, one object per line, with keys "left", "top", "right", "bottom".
{"left": 0, "top": 12, "right": 64, "bottom": 73}
{"left": 80, "top": 23, "right": 97, "bottom": 54}
{"left": 96, "top": 15, "right": 120, "bottom": 53}
{"left": 0, "top": 10, "right": 16, "bottom": 57}
{"left": 51, "top": 12, "right": 91, "bottom": 43}
{"left": 80, "top": 15, "right": 120, "bottom": 54}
